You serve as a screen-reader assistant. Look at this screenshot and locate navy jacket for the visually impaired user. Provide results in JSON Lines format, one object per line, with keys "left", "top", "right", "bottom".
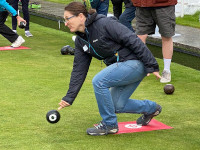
{"left": 62, "top": 13, "right": 159, "bottom": 105}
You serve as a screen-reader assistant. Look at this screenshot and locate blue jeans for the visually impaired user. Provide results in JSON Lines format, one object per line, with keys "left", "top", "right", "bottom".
{"left": 119, "top": 6, "right": 136, "bottom": 32}
{"left": 92, "top": 60, "right": 157, "bottom": 127}
{"left": 90, "top": 0, "right": 109, "bottom": 16}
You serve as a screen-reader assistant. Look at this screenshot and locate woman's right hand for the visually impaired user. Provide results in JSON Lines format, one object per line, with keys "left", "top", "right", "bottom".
{"left": 147, "top": 72, "right": 161, "bottom": 80}
{"left": 58, "top": 100, "right": 71, "bottom": 110}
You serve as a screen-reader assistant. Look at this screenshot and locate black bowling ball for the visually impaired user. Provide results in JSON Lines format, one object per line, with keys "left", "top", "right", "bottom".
{"left": 61, "top": 45, "right": 74, "bottom": 55}
{"left": 46, "top": 110, "right": 60, "bottom": 124}
{"left": 18, "top": 21, "right": 26, "bottom": 29}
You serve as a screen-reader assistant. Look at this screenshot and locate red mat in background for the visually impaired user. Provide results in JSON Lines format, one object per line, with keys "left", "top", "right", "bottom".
{"left": 0, "top": 46, "right": 30, "bottom": 51}
{"left": 115, "top": 119, "right": 173, "bottom": 134}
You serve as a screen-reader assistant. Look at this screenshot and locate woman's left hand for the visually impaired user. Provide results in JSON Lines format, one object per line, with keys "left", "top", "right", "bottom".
{"left": 16, "top": 16, "right": 26, "bottom": 26}
{"left": 147, "top": 72, "right": 161, "bottom": 80}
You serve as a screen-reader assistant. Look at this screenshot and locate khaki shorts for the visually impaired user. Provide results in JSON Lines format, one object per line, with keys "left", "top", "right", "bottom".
{"left": 136, "top": 6, "right": 176, "bottom": 38}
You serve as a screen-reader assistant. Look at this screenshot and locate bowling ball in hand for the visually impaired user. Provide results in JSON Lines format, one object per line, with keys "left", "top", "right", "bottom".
{"left": 18, "top": 21, "right": 26, "bottom": 29}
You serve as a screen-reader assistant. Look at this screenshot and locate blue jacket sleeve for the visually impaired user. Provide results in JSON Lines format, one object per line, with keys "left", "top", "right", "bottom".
{"left": 0, "top": 0, "right": 17, "bottom": 16}
{"left": 103, "top": 17, "right": 159, "bottom": 73}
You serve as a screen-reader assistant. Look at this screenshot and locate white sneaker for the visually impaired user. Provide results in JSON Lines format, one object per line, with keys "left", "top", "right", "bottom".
{"left": 160, "top": 70, "right": 171, "bottom": 83}
{"left": 11, "top": 36, "right": 25, "bottom": 48}
{"left": 72, "top": 35, "right": 76, "bottom": 42}
{"left": 25, "top": 31, "right": 33, "bottom": 37}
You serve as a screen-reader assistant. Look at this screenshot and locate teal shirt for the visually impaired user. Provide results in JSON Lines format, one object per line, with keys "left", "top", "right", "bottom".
{"left": 0, "top": 0, "right": 17, "bottom": 16}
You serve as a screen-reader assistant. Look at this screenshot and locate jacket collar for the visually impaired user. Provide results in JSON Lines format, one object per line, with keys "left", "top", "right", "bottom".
{"left": 75, "top": 13, "right": 99, "bottom": 37}
{"left": 85, "top": 12, "right": 98, "bottom": 27}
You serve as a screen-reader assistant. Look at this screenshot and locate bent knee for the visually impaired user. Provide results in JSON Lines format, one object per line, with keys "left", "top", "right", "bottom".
{"left": 92, "top": 76, "right": 102, "bottom": 88}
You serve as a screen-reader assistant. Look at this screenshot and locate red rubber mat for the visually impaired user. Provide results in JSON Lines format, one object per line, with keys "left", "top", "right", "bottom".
{"left": 0, "top": 46, "right": 30, "bottom": 51}
{"left": 116, "top": 119, "right": 173, "bottom": 134}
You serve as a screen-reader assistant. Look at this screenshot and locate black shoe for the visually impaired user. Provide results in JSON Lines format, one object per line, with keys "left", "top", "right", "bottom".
{"left": 87, "top": 121, "right": 118, "bottom": 136}
{"left": 137, "top": 104, "right": 162, "bottom": 126}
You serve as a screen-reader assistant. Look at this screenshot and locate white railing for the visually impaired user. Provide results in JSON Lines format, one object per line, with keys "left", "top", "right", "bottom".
{"left": 175, "top": 0, "right": 200, "bottom": 17}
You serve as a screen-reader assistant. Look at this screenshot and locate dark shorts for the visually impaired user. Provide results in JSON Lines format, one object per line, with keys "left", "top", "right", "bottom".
{"left": 135, "top": 6, "right": 176, "bottom": 38}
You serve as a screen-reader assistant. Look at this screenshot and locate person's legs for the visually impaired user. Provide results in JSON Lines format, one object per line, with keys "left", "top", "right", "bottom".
{"left": 155, "top": 6, "right": 175, "bottom": 82}
{"left": 21, "top": 0, "right": 30, "bottom": 31}
{"left": 162, "top": 37, "right": 173, "bottom": 59}
{"left": 135, "top": 7, "right": 156, "bottom": 43}
{"left": 162, "top": 36, "right": 173, "bottom": 71}
{"left": 137, "top": 34, "right": 148, "bottom": 43}
{"left": 11, "top": 0, "right": 19, "bottom": 31}
{"left": 92, "top": 60, "right": 156, "bottom": 127}
{"left": 160, "top": 36, "right": 173, "bottom": 83}
{"left": 111, "top": 82, "right": 161, "bottom": 126}
{"left": 119, "top": 6, "right": 136, "bottom": 32}
{"left": 111, "top": 82, "right": 157, "bottom": 114}
{"left": 91, "top": 0, "right": 109, "bottom": 16}
{"left": 97, "top": 0, "right": 109, "bottom": 16}
{"left": 0, "top": 11, "right": 18, "bottom": 43}
{"left": 111, "top": 0, "right": 123, "bottom": 19}
{"left": 21, "top": 0, "right": 33, "bottom": 37}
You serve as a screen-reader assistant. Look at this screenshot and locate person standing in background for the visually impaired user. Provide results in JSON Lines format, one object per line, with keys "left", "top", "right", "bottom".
{"left": 89, "top": 0, "right": 109, "bottom": 16}
{"left": 0, "top": 0, "right": 26, "bottom": 47}
{"left": 111, "top": 0, "right": 136, "bottom": 32}
{"left": 11, "top": 0, "right": 33, "bottom": 37}
{"left": 132, "top": 0, "right": 177, "bottom": 83}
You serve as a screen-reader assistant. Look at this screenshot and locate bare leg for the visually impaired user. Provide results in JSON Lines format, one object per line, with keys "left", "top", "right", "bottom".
{"left": 160, "top": 36, "right": 173, "bottom": 83}
{"left": 162, "top": 36, "right": 173, "bottom": 59}
{"left": 137, "top": 34, "right": 148, "bottom": 43}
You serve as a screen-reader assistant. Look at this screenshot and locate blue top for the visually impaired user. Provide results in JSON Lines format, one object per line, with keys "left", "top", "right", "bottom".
{"left": 0, "top": 0, "right": 17, "bottom": 16}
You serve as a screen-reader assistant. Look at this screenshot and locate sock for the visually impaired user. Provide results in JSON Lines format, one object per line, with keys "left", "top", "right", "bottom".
{"left": 25, "top": 31, "right": 29, "bottom": 33}
{"left": 13, "top": 30, "right": 17, "bottom": 33}
{"left": 163, "top": 58, "right": 171, "bottom": 72}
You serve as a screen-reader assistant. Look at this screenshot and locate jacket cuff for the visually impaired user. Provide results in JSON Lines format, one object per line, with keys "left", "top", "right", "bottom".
{"left": 146, "top": 65, "right": 159, "bottom": 73}
{"left": 13, "top": 14, "right": 18, "bottom": 17}
{"left": 62, "top": 96, "right": 74, "bottom": 105}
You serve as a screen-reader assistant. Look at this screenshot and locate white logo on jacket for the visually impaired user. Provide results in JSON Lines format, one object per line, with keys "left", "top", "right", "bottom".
{"left": 93, "top": 39, "right": 98, "bottom": 43}
{"left": 83, "top": 45, "right": 88, "bottom": 52}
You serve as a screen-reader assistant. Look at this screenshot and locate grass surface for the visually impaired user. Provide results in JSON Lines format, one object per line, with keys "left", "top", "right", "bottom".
{"left": 176, "top": 11, "right": 200, "bottom": 29}
{"left": 0, "top": 18, "right": 200, "bottom": 150}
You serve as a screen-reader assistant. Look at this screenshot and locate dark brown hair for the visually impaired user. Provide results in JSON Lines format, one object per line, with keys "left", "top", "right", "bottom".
{"left": 64, "top": 2, "right": 96, "bottom": 17}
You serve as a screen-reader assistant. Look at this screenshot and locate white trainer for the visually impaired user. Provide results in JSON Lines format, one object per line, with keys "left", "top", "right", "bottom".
{"left": 160, "top": 70, "right": 171, "bottom": 83}
{"left": 11, "top": 36, "right": 25, "bottom": 48}
{"left": 25, "top": 31, "right": 33, "bottom": 37}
